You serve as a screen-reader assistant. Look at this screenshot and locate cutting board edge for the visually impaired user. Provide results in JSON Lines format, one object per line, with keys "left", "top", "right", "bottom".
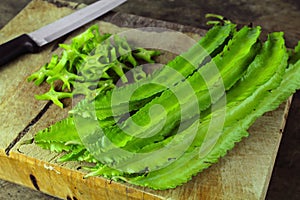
{"left": 0, "top": 151, "right": 164, "bottom": 200}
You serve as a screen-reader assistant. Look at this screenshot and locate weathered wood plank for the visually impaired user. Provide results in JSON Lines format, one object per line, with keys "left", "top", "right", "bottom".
{"left": 0, "top": 150, "right": 161, "bottom": 200}
{"left": 0, "top": 0, "right": 76, "bottom": 150}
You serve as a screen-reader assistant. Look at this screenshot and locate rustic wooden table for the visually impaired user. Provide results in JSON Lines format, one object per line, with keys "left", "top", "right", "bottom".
{"left": 0, "top": 0, "right": 299, "bottom": 199}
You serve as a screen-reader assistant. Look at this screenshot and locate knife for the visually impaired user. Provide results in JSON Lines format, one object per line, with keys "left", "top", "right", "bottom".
{"left": 0, "top": 0, "right": 127, "bottom": 66}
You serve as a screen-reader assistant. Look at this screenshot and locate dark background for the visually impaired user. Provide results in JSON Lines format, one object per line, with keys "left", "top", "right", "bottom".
{"left": 0, "top": 0, "right": 299, "bottom": 199}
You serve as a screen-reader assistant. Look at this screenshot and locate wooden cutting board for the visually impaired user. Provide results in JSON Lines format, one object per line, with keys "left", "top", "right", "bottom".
{"left": 0, "top": 0, "right": 291, "bottom": 199}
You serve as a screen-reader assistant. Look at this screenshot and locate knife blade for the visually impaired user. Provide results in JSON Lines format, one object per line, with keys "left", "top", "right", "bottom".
{"left": 0, "top": 0, "right": 127, "bottom": 66}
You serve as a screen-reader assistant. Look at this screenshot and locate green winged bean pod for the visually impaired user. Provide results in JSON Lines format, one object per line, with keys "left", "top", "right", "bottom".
{"left": 127, "top": 31, "right": 290, "bottom": 189}
{"left": 92, "top": 23, "right": 236, "bottom": 122}
{"left": 86, "top": 25, "right": 261, "bottom": 170}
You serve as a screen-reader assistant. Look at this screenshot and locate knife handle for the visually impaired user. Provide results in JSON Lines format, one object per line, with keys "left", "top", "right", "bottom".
{"left": 0, "top": 34, "right": 40, "bottom": 67}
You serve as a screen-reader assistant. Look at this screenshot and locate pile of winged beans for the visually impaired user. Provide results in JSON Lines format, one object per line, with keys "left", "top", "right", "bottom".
{"left": 28, "top": 16, "right": 300, "bottom": 189}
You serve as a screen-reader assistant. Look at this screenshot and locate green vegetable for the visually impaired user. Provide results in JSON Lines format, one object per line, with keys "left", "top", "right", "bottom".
{"left": 30, "top": 19, "right": 300, "bottom": 190}
{"left": 34, "top": 117, "right": 81, "bottom": 152}
{"left": 81, "top": 25, "right": 261, "bottom": 171}
{"left": 127, "top": 32, "right": 289, "bottom": 189}
{"left": 28, "top": 24, "right": 160, "bottom": 107}
{"left": 91, "top": 22, "right": 236, "bottom": 120}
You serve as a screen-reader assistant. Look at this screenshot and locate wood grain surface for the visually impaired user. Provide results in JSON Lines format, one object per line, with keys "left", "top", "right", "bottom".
{"left": 0, "top": 0, "right": 291, "bottom": 199}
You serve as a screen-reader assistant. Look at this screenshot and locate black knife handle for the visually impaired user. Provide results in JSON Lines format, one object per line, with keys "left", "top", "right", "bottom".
{"left": 0, "top": 34, "right": 40, "bottom": 67}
